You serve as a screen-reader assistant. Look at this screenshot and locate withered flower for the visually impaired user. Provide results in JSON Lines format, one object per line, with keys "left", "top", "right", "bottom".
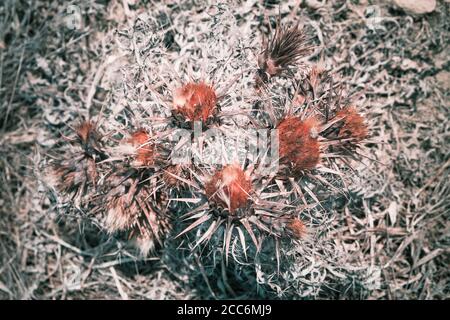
{"left": 257, "top": 22, "right": 313, "bottom": 86}
{"left": 50, "top": 120, "right": 103, "bottom": 200}
{"left": 52, "top": 156, "right": 97, "bottom": 195}
{"left": 104, "top": 170, "right": 171, "bottom": 255}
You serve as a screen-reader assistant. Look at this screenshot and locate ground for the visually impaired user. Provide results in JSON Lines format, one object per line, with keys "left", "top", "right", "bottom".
{"left": 0, "top": 0, "right": 448, "bottom": 299}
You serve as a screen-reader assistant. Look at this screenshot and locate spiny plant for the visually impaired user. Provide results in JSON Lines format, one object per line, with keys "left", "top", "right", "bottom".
{"left": 44, "top": 9, "right": 372, "bottom": 297}
{"left": 48, "top": 121, "right": 105, "bottom": 206}
{"left": 256, "top": 18, "right": 314, "bottom": 88}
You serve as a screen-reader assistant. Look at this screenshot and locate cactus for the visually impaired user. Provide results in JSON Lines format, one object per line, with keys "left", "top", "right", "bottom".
{"left": 46, "top": 9, "right": 370, "bottom": 297}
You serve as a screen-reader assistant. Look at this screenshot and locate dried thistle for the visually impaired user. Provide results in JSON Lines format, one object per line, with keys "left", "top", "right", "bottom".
{"left": 256, "top": 22, "right": 313, "bottom": 86}
{"left": 52, "top": 157, "right": 97, "bottom": 193}
{"left": 205, "top": 164, "right": 252, "bottom": 213}
{"left": 278, "top": 116, "right": 321, "bottom": 172}
{"left": 172, "top": 82, "right": 218, "bottom": 124}
{"left": 103, "top": 169, "right": 171, "bottom": 255}
{"left": 175, "top": 161, "right": 305, "bottom": 265}
{"left": 92, "top": 126, "right": 175, "bottom": 255}
{"left": 335, "top": 107, "right": 368, "bottom": 142}
{"left": 49, "top": 120, "right": 103, "bottom": 202}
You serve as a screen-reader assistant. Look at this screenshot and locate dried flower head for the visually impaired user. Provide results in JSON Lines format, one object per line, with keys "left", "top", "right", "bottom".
{"left": 128, "top": 129, "right": 156, "bottom": 167}
{"left": 257, "top": 22, "right": 313, "bottom": 85}
{"left": 172, "top": 82, "right": 217, "bottom": 123}
{"left": 335, "top": 107, "right": 368, "bottom": 142}
{"left": 52, "top": 156, "right": 97, "bottom": 196}
{"left": 49, "top": 120, "right": 103, "bottom": 201}
{"left": 205, "top": 165, "right": 252, "bottom": 213}
{"left": 128, "top": 191, "right": 171, "bottom": 255}
{"left": 285, "top": 217, "right": 307, "bottom": 239}
{"left": 278, "top": 116, "right": 321, "bottom": 172}
{"left": 104, "top": 170, "right": 171, "bottom": 255}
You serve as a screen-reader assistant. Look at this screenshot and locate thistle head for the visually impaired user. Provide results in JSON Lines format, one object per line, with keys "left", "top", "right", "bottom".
{"left": 335, "top": 107, "right": 368, "bottom": 142}
{"left": 285, "top": 217, "right": 307, "bottom": 239}
{"left": 172, "top": 82, "right": 217, "bottom": 123}
{"left": 49, "top": 120, "right": 101, "bottom": 198}
{"left": 128, "top": 129, "right": 156, "bottom": 167}
{"left": 205, "top": 165, "right": 252, "bottom": 213}
{"left": 75, "top": 120, "right": 103, "bottom": 156}
{"left": 278, "top": 116, "right": 321, "bottom": 172}
{"left": 257, "top": 22, "right": 312, "bottom": 85}
{"left": 104, "top": 171, "right": 171, "bottom": 255}
{"left": 51, "top": 157, "right": 97, "bottom": 195}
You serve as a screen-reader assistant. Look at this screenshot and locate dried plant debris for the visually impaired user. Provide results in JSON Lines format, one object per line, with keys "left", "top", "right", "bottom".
{"left": 1, "top": 0, "right": 448, "bottom": 300}
{"left": 47, "top": 120, "right": 104, "bottom": 205}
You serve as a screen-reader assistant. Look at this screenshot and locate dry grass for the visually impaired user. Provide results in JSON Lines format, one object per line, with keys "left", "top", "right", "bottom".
{"left": 0, "top": 0, "right": 448, "bottom": 299}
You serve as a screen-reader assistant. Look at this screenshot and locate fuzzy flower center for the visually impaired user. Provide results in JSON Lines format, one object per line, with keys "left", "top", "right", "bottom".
{"left": 173, "top": 82, "right": 217, "bottom": 122}
{"left": 278, "top": 116, "right": 321, "bottom": 171}
{"left": 205, "top": 165, "right": 252, "bottom": 213}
